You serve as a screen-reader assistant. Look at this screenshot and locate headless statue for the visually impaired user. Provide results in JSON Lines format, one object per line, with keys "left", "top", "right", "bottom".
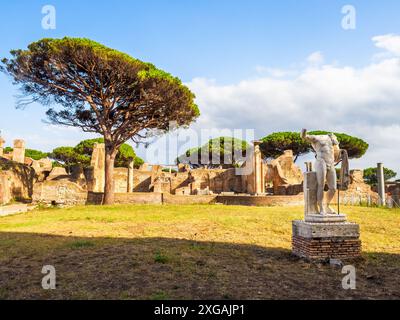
{"left": 301, "top": 129, "right": 341, "bottom": 214}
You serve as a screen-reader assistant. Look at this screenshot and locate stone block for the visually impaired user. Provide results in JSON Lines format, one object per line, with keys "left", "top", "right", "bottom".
{"left": 304, "top": 171, "right": 319, "bottom": 215}
{"left": 12, "top": 139, "right": 25, "bottom": 164}
{"left": 293, "top": 220, "right": 359, "bottom": 238}
{"left": 305, "top": 213, "right": 347, "bottom": 223}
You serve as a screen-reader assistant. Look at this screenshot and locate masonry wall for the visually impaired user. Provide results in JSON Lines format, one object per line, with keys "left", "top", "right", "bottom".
{"left": 87, "top": 191, "right": 303, "bottom": 206}
{"left": 0, "top": 158, "right": 35, "bottom": 204}
{"left": 216, "top": 194, "right": 304, "bottom": 206}
{"left": 292, "top": 236, "right": 361, "bottom": 259}
{"left": 32, "top": 180, "right": 87, "bottom": 205}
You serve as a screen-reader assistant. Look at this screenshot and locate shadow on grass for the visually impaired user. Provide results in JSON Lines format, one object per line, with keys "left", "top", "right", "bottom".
{"left": 0, "top": 232, "right": 399, "bottom": 300}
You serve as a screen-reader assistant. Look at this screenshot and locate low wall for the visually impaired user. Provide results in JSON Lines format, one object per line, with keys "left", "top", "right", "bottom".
{"left": 216, "top": 194, "right": 304, "bottom": 206}
{"left": 87, "top": 191, "right": 303, "bottom": 206}
{"left": 33, "top": 180, "right": 87, "bottom": 206}
{"left": 87, "top": 192, "right": 163, "bottom": 205}
{"left": 163, "top": 194, "right": 217, "bottom": 205}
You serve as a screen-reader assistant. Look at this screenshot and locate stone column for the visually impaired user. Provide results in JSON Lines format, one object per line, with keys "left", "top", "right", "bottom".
{"left": 0, "top": 136, "right": 5, "bottom": 157}
{"left": 377, "top": 163, "right": 386, "bottom": 206}
{"left": 90, "top": 143, "right": 105, "bottom": 193}
{"left": 12, "top": 139, "right": 25, "bottom": 163}
{"left": 127, "top": 159, "right": 134, "bottom": 193}
{"left": 253, "top": 141, "right": 265, "bottom": 195}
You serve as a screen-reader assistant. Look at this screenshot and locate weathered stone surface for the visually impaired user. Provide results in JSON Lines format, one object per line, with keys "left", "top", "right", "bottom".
{"left": 304, "top": 171, "right": 319, "bottom": 215}
{"left": 242, "top": 141, "right": 265, "bottom": 195}
{"left": 0, "top": 157, "right": 35, "bottom": 204}
{"left": 12, "top": 139, "right": 25, "bottom": 164}
{"left": 127, "top": 160, "right": 134, "bottom": 193}
{"left": 32, "top": 180, "right": 87, "bottom": 205}
{"left": 89, "top": 143, "right": 105, "bottom": 192}
{"left": 47, "top": 167, "right": 68, "bottom": 180}
{"left": 0, "top": 136, "right": 5, "bottom": 157}
{"left": 292, "top": 220, "right": 359, "bottom": 238}
{"left": 335, "top": 169, "right": 379, "bottom": 205}
{"left": 0, "top": 174, "right": 11, "bottom": 205}
{"left": 266, "top": 150, "right": 303, "bottom": 195}
{"left": 139, "top": 163, "right": 149, "bottom": 171}
{"left": 305, "top": 213, "right": 347, "bottom": 223}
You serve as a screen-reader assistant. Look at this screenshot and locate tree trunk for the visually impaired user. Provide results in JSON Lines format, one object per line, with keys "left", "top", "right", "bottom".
{"left": 103, "top": 151, "right": 116, "bottom": 205}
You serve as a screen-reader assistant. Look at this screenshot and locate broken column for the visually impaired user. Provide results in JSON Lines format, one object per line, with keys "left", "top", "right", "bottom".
{"left": 250, "top": 141, "right": 265, "bottom": 195}
{"left": 127, "top": 159, "right": 134, "bottom": 193}
{"left": 377, "top": 163, "right": 386, "bottom": 206}
{"left": 90, "top": 143, "right": 105, "bottom": 193}
{"left": 12, "top": 139, "right": 25, "bottom": 163}
{"left": 0, "top": 136, "right": 5, "bottom": 157}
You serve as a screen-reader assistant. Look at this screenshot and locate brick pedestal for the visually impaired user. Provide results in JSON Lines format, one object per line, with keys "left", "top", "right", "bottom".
{"left": 292, "top": 220, "right": 361, "bottom": 260}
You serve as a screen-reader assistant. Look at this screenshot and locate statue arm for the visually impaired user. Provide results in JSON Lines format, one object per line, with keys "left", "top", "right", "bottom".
{"left": 301, "top": 128, "right": 317, "bottom": 143}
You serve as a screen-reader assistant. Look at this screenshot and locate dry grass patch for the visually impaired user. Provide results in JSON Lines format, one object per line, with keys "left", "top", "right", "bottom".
{"left": 0, "top": 204, "right": 399, "bottom": 299}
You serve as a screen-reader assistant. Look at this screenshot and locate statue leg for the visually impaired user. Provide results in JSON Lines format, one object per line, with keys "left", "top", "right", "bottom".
{"left": 315, "top": 160, "right": 327, "bottom": 214}
{"left": 325, "top": 166, "right": 337, "bottom": 214}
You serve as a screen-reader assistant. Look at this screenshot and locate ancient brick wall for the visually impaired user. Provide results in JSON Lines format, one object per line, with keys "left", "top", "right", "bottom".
{"left": 0, "top": 158, "right": 35, "bottom": 204}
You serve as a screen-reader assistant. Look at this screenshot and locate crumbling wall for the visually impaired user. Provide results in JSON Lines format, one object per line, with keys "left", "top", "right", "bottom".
{"left": 32, "top": 179, "right": 87, "bottom": 205}
{"left": 335, "top": 169, "right": 379, "bottom": 204}
{"left": 114, "top": 167, "right": 128, "bottom": 193}
{"left": 265, "top": 150, "right": 303, "bottom": 195}
{"left": 0, "top": 157, "right": 35, "bottom": 204}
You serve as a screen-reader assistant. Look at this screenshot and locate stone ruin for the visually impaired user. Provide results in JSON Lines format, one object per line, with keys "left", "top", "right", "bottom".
{"left": 0, "top": 135, "right": 381, "bottom": 206}
{"left": 265, "top": 150, "right": 303, "bottom": 195}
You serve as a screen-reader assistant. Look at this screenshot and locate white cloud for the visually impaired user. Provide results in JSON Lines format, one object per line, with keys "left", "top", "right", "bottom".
{"left": 186, "top": 36, "right": 400, "bottom": 177}
{"left": 255, "top": 66, "right": 297, "bottom": 78}
{"left": 306, "top": 51, "right": 324, "bottom": 66}
{"left": 373, "top": 34, "right": 400, "bottom": 56}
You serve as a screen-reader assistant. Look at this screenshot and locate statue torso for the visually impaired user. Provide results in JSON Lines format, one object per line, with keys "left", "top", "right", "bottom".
{"left": 311, "top": 135, "right": 335, "bottom": 166}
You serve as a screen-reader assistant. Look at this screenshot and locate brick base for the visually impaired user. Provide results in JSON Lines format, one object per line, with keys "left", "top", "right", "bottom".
{"left": 292, "top": 235, "right": 361, "bottom": 260}
{"left": 292, "top": 220, "right": 361, "bottom": 260}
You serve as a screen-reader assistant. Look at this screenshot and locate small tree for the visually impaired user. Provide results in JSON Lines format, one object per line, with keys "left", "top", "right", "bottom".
{"left": 50, "top": 146, "right": 91, "bottom": 169}
{"left": 308, "top": 131, "right": 368, "bottom": 159}
{"left": 260, "top": 131, "right": 369, "bottom": 161}
{"left": 177, "top": 137, "right": 250, "bottom": 168}
{"left": 363, "top": 167, "right": 397, "bottom": 186}
{"left": 51, "top": 139, "right": 144, "bottom": 170}
{"left": 74, "top": 138, "right": 144, "bottom": 168}
{"left": 3, "top": 147, "right": 48, "bottom": 160}
{"left": 260, "top": 132, "right": 310, "bottom": 161}
{"left": 2, "top": 38, "right": 199, "bottom": 204}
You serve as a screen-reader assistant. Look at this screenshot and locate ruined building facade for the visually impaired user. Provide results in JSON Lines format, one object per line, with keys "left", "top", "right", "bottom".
{"left": 0, "top": 136, "right": 383, "bottom": 206}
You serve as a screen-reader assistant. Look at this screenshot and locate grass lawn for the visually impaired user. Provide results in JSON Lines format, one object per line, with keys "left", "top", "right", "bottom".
{"left": 0, "top": 204, "right": 399, "bottom": 299}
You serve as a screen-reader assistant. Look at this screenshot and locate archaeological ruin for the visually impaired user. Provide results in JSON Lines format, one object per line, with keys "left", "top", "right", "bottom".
{"left": 0, "top": 134, "right": 391, "bottom": 208}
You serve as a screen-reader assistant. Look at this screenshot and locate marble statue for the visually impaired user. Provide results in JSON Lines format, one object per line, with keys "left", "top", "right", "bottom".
{"left": 301, "top": 129, "right": 341, "bottom": 214}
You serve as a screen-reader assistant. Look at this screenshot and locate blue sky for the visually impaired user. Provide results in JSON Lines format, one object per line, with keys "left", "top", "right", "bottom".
{"left": 1, "top": 0, "right": 400, "bottom": 175}
{"left": 1, "top": 0, "right": 398, "bottom": 81}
